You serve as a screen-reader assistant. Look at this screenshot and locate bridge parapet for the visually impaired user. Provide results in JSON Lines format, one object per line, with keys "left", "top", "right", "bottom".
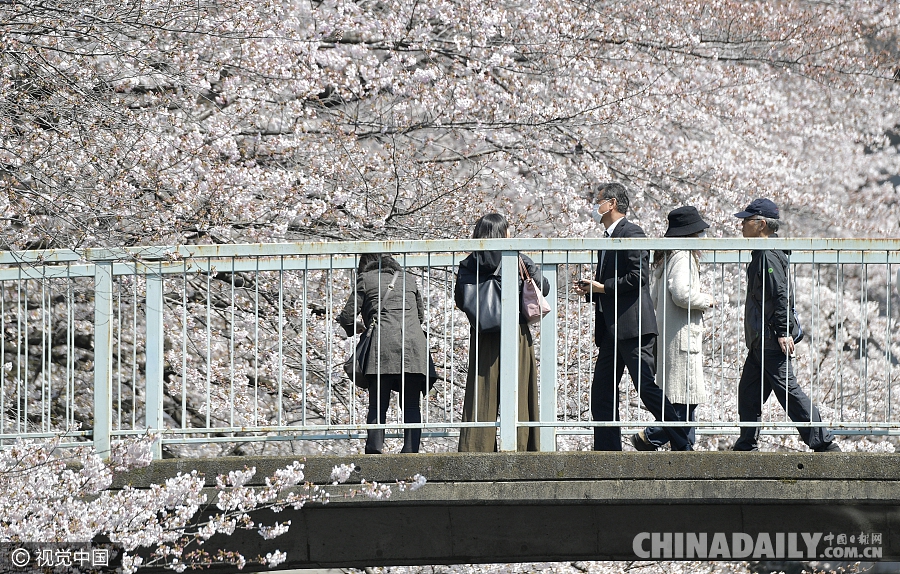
{"left": 120, "top": 452, "right": 900, "bottom": 570}
{"left": 118, "top": 450, "right": 900, "bottom": 487}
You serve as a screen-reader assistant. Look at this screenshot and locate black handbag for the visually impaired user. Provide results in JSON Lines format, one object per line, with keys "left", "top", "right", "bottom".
{"left": 458, "top": 269, "right": 502, "bottom": 333}
{"left": 344, "top": 273, "right": 399, "bottom": 386}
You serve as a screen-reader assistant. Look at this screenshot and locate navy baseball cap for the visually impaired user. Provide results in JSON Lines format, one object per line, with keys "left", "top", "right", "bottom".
{"left": 734, "top": 198, "right": 779, "bottom": 219}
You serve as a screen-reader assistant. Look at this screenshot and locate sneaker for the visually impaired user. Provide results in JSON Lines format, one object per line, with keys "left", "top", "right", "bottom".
{"left": 630, "top": 431, "right": 657, "bottom": 452}
{"left": 814, "top": 442, "right": 841, "bottom": 453}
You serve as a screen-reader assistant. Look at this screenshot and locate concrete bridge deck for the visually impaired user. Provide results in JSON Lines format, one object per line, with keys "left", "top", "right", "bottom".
{"left": 119, "top": 452, "right": 900, "bottom": 570}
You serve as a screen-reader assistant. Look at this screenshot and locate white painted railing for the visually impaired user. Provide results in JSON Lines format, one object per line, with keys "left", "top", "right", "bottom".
{"left": 1, "top": 238, "right": 898, "bottom": 457}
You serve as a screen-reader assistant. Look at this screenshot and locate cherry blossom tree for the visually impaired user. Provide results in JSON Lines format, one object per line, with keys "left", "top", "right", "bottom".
{"left": 3, "top": 0, "right": 899, "bottom": 445}
{"left": 2, "top": 0, "right": 898, "bottom": 249}
{"left": 0, "top": 435, "right": 425, "bottom": 572}
{"left": 2, "top": 0, "right": 900, "bottom": 572}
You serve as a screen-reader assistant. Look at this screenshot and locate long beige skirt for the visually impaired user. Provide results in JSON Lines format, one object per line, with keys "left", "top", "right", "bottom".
{"left": 458, "top": 323, "right": 540, "bottom": 452}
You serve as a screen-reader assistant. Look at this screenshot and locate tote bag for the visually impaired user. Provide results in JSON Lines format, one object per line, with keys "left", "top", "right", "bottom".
{"left": 458, "top": 273, "right": 503, "bottom": 333}
{"left": 519, "top": 257, "right": 551, "bottom": 324}
{"left": 344, "top": 322, "right": 375, "bottom": 385}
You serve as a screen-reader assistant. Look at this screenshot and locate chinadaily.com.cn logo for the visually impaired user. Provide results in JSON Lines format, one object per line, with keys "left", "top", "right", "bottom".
{"left": 632, "top": 531, "right": 883, "bottom": 560}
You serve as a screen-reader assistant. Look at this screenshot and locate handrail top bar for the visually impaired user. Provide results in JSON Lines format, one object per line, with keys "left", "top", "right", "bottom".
{"left": 0, "top": 249, "right": 81, "bottom": 265}
{"left": 2, "top": 237, "right": 898, "bottom": 263}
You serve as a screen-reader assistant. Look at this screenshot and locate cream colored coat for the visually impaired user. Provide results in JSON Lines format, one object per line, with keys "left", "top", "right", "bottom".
{"left": 651, "top": 250, "right": 713, "bottom": 405}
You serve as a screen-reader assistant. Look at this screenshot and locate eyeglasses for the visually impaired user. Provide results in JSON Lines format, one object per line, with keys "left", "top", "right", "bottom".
{"left": 741, "top": 217, "right": 764, "bottom": 225}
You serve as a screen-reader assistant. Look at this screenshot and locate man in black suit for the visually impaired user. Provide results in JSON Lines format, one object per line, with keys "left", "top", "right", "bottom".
{"left": 574, "top": 182, "right": 693, "bottom": 451}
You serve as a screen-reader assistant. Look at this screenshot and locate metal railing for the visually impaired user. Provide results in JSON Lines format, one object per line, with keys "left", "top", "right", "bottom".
{"left": 1, "top": 238, "right": 898, "bottom": 457}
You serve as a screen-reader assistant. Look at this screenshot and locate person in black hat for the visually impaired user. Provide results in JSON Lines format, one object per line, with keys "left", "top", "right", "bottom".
{"left": 631, "top": 206, "right": 715, "bottom": 451}
{"left": 733, "top": 199, "right": 840, "bottom": 452}
{"left": 574, "top": 182, "right": 694, "bottom": 451}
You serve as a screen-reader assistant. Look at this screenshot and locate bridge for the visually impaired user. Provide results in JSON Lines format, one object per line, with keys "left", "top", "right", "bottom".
{"left": 2, "top": 238, "right": 900, "bottom": 567}
{"left": 119, "top": 451, "right": 900, "bottom": 570}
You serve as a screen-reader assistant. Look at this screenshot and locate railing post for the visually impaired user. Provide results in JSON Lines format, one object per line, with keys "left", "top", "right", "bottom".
{"left": 539, "top": 264, "right": 558, "bottom": 451}
{"left": 93, "top": 261, "right": 113, "bottom": 458}
{"left": 145, "top": 267, "right": 164, "bottom": 459}
{"left": 498, "top": 251, "right": 519, "bottom": 451}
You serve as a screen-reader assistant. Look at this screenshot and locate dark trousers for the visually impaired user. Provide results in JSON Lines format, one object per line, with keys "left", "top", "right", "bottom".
{"left": 733, "top": 348, "right": 835, "bottom": 451}
{"left": 591, "top": 332, "right": 692, "bottom": 451}
{"left": 366, "top": 374, "right": 423, "bottom": 453}
{"left": 645, "top": 403, "right": 697, "bottom": 447}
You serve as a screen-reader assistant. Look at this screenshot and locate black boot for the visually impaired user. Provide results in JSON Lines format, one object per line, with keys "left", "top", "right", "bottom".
{"left": 365, "top": 430, "right": 384, "bottom": 454}
{"left": 400, "top": 428, "right": 421, "bottom": 453}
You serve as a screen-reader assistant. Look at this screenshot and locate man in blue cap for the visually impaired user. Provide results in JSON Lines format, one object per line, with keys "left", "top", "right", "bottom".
{"left": 734, "top": 199, "right": 840, "bottom": 452}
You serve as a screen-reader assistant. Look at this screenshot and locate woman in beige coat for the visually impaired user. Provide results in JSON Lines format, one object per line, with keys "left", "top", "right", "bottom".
{"left": 631, "top": 206, "right": 714, "bottom": 451}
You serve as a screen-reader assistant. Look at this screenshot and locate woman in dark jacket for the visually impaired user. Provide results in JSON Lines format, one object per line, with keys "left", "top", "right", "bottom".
{"left": 454, "top": 213, "right": 550, "bottom": 452}
{"left": 338, "top": 254, "right": 433, "bottom": 454}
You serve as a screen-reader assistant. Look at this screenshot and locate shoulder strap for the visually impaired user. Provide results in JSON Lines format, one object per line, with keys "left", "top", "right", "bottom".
{"left": 373, "top": 272, "right": 400, "bottom": 322}
{"left": 518, "top": 256, "right": 531, "bottom": 281}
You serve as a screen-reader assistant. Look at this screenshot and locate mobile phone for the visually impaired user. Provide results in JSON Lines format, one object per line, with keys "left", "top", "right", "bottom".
{"left": 577, "top": 279, "right": 590, "bottom": 287}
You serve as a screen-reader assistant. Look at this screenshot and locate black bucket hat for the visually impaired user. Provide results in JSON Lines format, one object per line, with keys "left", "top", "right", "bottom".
{"left": 664, "top": 206, "right": 710, "bottom": 237}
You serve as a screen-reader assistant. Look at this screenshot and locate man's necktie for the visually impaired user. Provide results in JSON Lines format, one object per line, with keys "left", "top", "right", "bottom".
{"left": 600, "top": 230, "right": 610, "bottom": 270}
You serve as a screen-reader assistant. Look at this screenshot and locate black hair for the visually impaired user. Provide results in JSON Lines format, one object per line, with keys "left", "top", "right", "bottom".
{"left": 594, "top": 182, "right": 630, "bottom": 215}
{"left": 358, "top": 253, "right": 401, "bottom": 274}
{"left": 472, "top": 213, "right": 509, "bottom": 239}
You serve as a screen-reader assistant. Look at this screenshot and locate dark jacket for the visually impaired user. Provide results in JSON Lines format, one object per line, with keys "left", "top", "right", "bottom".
{"left": 744, "top": 248, "right": 798, "bottom": 351}
{"left": 454, "top": 251, "right": 550, "bottom": 329}
{"left": 589, "top": 217, "right": 658, "bottom": 344}
{"left": 338, "top": 261, "right": 432, "bottom": 383}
